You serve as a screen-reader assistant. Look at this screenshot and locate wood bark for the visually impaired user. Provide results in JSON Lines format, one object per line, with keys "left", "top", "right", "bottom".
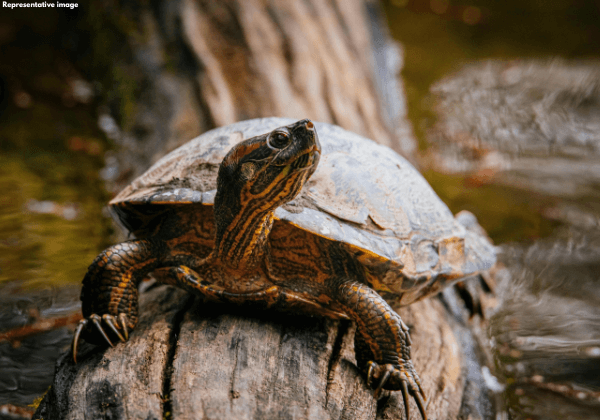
{"left": 35, "top": 1, "right": 494, "bottom": 419}
{"left": 95, "top": 0, "right": 416, "bottom": 195}
{"left": 35, "top": 285, "right": 481, "bottom": 420}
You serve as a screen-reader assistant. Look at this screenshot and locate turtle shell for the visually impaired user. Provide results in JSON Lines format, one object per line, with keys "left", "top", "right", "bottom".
{"left": 111, "top": 118, "right": 495, "bottom": 305}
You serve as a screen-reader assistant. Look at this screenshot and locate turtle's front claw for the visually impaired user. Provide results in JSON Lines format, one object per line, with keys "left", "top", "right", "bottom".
{"left": 102, "top": 314, "right": 126, "bottom": 342}
{"left": 72, "top": 318, "right": 87, "bottom": 364}
{"left": 72, "top": 313, "right": 132, "bottom": 363}
{"left": 366, "top": 360, "right": 427, "bottom": 420}
{"left": 90, "top": 314, "right": 114, "bottom": 347}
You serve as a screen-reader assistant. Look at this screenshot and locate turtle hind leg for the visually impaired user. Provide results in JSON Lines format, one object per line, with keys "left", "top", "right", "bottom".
{"left": 333, "top": 280, "right": 428, "bottom": 420}
{"left": 73, "top": 239, "right": 162, "bottom": 362}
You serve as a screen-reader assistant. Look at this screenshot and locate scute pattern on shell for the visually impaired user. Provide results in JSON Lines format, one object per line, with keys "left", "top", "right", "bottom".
{"left": 112, "top": 118, "right": 495, "bottom": 304}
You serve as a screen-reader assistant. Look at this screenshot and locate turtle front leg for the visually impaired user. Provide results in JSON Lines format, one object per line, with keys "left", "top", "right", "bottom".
{"left": 333, "top": 280, "right": 428, "bottom": 420}
{"left": 73, "top": 240, "right": 162, "bottom": 362}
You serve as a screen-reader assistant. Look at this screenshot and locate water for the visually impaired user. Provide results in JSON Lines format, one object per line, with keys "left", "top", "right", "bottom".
{"left": 0, "top": 7, "right": 112, "bottom": 411}
{"left": 491, "top": 230, "right": 600, "bottom": 419}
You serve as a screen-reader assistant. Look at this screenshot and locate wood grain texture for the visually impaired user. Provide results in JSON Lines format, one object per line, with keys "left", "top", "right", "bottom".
{"left": 168, "top": 301, "right": 375, "bottom": 419}
{"left": 34, "top": 285, "right": 191, "bottom": 420}
{"left": 96, "top": 0, "right": 414, "bottom": 194}
{"left": 36, "top": 287, "right": 472, "bottom": 419}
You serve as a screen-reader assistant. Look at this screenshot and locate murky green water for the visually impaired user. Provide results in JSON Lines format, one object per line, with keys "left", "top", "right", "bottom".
{"left": 0, "top": 8, "right": 112, "bottom": 291}
{"left": 0, "top": 118, "right": 111, "bottom": 290}
{"left": 0, "top": 8, "right": 113, "bottom": 409}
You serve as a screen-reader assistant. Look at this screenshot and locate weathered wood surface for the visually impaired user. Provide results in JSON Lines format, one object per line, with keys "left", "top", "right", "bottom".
{"left": 171, "top": 296, "right": 474, "bottom": 420}
{"left": 34, "top": 0, "right": 494, "bottom": 419}
{"left": 99, "top": 0, "right": 416, "bottom": 196}
{"left": 34, "top": 286, "right": 191, "bottom": 419}
{"left": 35, "top": 285, "right": 474, "bottom": 419}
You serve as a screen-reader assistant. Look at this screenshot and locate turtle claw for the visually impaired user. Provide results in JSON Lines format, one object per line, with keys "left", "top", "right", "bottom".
{"left": 72, "top": 313, "right": 132, "bottom": 363}
{"left": 414, "top": 391, "right": 427, "bottom": 420}
{"left": 367, "top": 361, "right": 376, "bottom": 386}
{"left": 373, "top": 364, "right": 393, "bottom": 399}
{"left": 118, "top": 313, "right": 129, "bottom": 340}
{"left": 365, "top": 361, "right": 427, "bottom": 420}
{"left": 103, "top": 314, "right": 126, "bottom": 342}
{"left": 400, "top": 380, "right": 411, "bottom": 420}
{"left": 90, "top": 314, "right": 114, "bottom": 347}
{"left": 72, "top": 319, "right": 88, "bottom": 364}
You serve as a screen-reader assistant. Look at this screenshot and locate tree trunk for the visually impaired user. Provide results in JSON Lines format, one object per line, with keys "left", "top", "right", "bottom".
{"left": 34, "top": 1, "right": 494, "bottom": 419}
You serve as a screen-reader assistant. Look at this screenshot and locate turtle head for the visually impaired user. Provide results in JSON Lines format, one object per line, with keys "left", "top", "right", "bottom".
{"left": 213, "top": 119, "right": 320, "bottom": 264}
{"left": 216, "top": 119, "right": 320, "bottom": 213}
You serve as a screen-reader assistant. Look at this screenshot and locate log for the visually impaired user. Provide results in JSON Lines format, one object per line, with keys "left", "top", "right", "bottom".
{"left": 34, "top": 1, "right": 494, "bottom": 418}
{"left": 95, "top": 0, "right": 417, "bottom": 195}
{"left": 35, "top": 285, "right": 475, "bottom": 419}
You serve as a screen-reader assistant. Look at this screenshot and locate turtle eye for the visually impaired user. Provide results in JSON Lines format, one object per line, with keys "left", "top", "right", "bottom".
{"left": 267, "top": 131, "right": 291, "bottom": 149}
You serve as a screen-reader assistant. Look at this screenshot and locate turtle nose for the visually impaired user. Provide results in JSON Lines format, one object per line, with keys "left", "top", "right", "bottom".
{"left": 313, "top": 129, "right": 321, "bottom": 153}
{"left": 303, "top": 119, "right": 321, "bottom": 153}
{"left": 287, "top": 119, "right": 320, "bottom": 152}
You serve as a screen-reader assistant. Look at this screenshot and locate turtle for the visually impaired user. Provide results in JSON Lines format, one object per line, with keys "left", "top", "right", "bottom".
{"left": 72, "top": 118, "right": 495, "bottom": 420}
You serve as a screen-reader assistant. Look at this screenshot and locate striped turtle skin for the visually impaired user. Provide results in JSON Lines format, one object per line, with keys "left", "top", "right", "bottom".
{"left": 73, "top": 118, "right": 496, "bottom": 420}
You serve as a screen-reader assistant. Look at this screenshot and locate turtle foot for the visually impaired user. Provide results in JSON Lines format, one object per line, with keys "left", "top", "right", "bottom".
{"left": 366, "top": 360, "right": 427, "bottom": 420}
{"left": 72, "top": 313, "right": 130, "bottom": 363}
